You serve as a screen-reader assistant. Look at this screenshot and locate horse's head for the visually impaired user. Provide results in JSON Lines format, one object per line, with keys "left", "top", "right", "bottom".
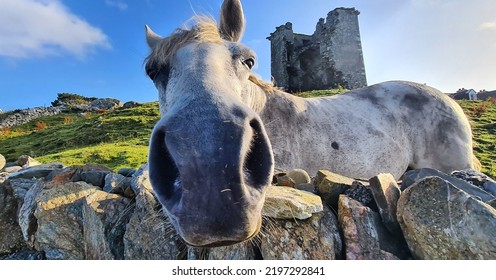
{"left": 145, "top": 0, "right": 274, "bottom": 247}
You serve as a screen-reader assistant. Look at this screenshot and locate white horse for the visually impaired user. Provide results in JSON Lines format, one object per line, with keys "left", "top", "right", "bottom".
{"left": 145, "top": 0, "right": 477, "bottom": 247}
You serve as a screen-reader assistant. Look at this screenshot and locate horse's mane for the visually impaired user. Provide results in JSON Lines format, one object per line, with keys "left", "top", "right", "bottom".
{"left": 145, "top": 16, "right": 275, "bottom": 93}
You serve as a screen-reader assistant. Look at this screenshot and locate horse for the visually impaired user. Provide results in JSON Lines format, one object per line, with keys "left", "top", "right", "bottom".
{"left": 145, "top": 0, "right": 477, "bottom": 247}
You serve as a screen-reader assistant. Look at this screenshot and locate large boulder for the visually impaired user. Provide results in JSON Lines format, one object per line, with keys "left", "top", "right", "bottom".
{"left": 369, "top": 173, "right": 402, "bottom": 235}
{"left": 33, "top": 181, "right": 100, "bottom": 259}
{"left": 18, "top": 180, "right": 45, "bottom": 247}
{"left": 188, "top": 242, "right": 257, "bottom": 260}
{"left": 338, "top": 195, "right": 410, "bottom": 260}
{"left": 8, "top": 163, "right": 64, "bottom": 180}
{"left": 123, "top": 165, "right": 185, "bottom": 260}
{"left": 397, "top": 176, "right": 496, "bottom": 259}
{"left": 401, "top": 168, "right": 495, "bottom": 203}
{"left": 262, "top": 185, "right": 323, "bottom": 220}
{"left": 89, "top": 98, "right": 123, "bottom": 111}
{"left": 260, "top": 206, "right": 342, "bottom": 260}
{"left": 83, "top": 191, "right": 134, "bottom": 260}
{"left": 451, "top": 169, "right": 496, "bottom": 197}
{"left": 0, "top": 182, "right": 24, "bottom": 254}
{"left": 315, "top": 170, "right": 367, "bottom": 209}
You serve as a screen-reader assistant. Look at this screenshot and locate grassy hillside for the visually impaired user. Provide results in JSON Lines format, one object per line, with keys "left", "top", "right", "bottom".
{"left": 0, "top": 102, "right": 160, "bottom": 171}
{"left": 458, "top": 99, "right": 496, "bottom": 177}
{"left": 1, "top": 93, "right": 494, "bottom": 178}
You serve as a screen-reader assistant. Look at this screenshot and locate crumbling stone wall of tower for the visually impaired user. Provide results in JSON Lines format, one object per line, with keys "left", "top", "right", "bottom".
{"left": 268, "top": 8, "right": 367, "bottom": 92}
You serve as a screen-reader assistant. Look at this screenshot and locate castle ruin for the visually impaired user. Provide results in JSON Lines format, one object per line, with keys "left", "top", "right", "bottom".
{"left": 267, "top": 8, "right": 367, "bottom": 92}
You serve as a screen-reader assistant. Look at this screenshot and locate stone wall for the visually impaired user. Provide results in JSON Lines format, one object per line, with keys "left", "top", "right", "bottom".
{"left": 268, "top": 7, "right": 367, "bottom": 92}
{"left": 1, "top": 155, "right": 495, "bottom": 260}
{"left": 0, "top": 107, "right": 62, "bottom": 130}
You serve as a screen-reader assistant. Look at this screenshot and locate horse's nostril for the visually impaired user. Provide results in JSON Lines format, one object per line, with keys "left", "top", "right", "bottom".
{"left": 149, "top": 128, "right": 181, "bottom": 201}
{"left": 244, "top": 118, "right": 273, "bottom": 188}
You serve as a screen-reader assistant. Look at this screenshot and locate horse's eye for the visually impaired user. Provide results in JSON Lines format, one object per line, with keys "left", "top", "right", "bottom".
{"left": 147, "top": 69, "right": 158, "bottom": 80}
{"left": 242, "top": 58, "right": 255, "bottom": 70}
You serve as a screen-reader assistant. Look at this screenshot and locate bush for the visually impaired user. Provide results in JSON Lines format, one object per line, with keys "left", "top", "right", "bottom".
{"left": 51, "top": 93, "right": 97, "bottom": 107}
{"left": 35, "top": 121, "right": 48, "bottom": 131}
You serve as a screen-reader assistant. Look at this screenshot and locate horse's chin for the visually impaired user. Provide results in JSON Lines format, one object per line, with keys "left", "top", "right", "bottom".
{"left": 181, "top": 216, "right": 262, "bottom": 248}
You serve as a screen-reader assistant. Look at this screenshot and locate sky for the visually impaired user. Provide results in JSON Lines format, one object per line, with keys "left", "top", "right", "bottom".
{"left": 0, "top": 0, "right": 495, "bottom": 111}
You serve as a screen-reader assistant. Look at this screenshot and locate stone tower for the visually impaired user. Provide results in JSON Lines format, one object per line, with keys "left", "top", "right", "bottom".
{"left": 267, "top": 8, "right": 367, "bottom": 92}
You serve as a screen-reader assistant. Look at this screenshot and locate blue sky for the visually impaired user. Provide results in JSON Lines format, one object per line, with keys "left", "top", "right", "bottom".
{"left": 1, "top": 0, "right": 495, "bottom": 111}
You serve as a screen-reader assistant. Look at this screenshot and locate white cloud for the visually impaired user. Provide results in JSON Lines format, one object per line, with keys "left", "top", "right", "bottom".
{"left": 0, "top": 0, "right": 111, "bottom": 59}
{"left": 105, "top": 0, "right": 128, "bottom": 11}
{"left": 478, "top": 20, "right": 496, "bottom": 31}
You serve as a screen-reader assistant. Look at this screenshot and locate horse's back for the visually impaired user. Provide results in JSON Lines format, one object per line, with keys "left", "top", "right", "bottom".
{"left": 339, "top": 81, "right": 475, "bottom": 175}
{"left": 269, "top": 81, "right": 475, "bottom": 179}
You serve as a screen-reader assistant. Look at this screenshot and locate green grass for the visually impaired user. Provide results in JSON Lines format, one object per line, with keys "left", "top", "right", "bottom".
{"left": 457, "top": 99, "right": 496, "bottom": 178}
{"left": 294, "top": 88, "right": 347, "bottom": 98}
{"left": 1, "top": 93, "right": 494, "bottom": 178}
{"left": 0, "top": 102, "right": 160, "bottom": 171}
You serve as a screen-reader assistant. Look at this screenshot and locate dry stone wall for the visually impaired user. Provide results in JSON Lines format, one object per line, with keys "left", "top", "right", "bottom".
{"left": 0, "top": 154, "right": 495, "bottom": 260}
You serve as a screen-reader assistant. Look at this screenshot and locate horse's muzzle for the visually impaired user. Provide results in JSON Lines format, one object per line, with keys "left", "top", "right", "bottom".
{"left": 148, "top": 102, "right": 273, "bottom": 247}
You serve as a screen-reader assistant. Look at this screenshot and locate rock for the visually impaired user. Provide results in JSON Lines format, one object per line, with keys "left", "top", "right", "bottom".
{"left": 287, "top": 169, "right": 311, "bottom": 186}
{"left": 262, "top": 185, "right": 323, "bottom": 220}
{"left": 122, "top": 101, "right": 140, "bottom": 109}
{"left": 1, "top": 247, "right": 44, "bottom": 260}
{"left": 3, "top": 166, "right": 22, "bottom": 174}
{"left": 17, "top": 155, "right": 41, "bottom": 168}
{"left": 123, "top": 164, "right": 185, "bottom": 260}
{"left": 344, "top": 181, "right": 375, "bottom": 210}
{"left": 260, "top": 206, "right": 342, "bottom": 260}
{"left": 129, "top": 164, "right": 151, "bottom": 195}
{"left": 8, "top": 178, "right": 37, "bottom": 204}
{"left": 33, "top": 181, "right": 100, "bottom": 260}
{"left": 118, "top": 168, "right": 136, "bottom": 177}
{"left": 338, "top": 195, "right": 409, "bottom": 260}
{"left": 71, "top": 163, "right": 113, "bottom": 187}
{"left": 274, "top": 172, "right": 295, "bottom": 188}
{"left": 83, "top": 191, "right": 134, "bottom": 260}
{"left": 188, "top": 243, "right": 257, "bottom": 260}
{"left": 369, "top": 173, "right": 402, "bottom": 235}
{"left": 103, "top": 173, "right": 132, "bottom": 195}
{"left": 295, "top": 183, "right": 316, "bottom": 194}
{"left": 89, "top": 98, "right": 123, "bottom": 111}
{"left": 18, "top": 180, "right": 45, "bottom": 247}
{"left": 401, "top": 168, "right": 495, "bottom": 203}
{"left": 0, "top": 172, "right": 7, "bottom": 184}
{"left": 0, "top": 154, "right": 5, "bottom": 170}
{"left": 315, "top": 170, "right": 367, "bottom": 209}
{"left": 0, "top": 183, "right": 24, "bottom": 254}
{"left": 8, "top": 163, "right": 64, "bottom": 180}
{"left": 397, "top": 176, "right": 496, "bottom": 260}
{"left": 451, "top": 169, "right": 496, "bottom": 197}
{"left": 79, "top": 171, "right": 109, "bottom": 188}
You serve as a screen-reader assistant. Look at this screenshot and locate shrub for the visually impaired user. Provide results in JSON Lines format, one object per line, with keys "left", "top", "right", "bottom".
{"left": 471, "top": 102, "right": 489, "bottom": 117}
{"left": 51, "top": 93, "right": 97, "bottom": 107}
{"left": 35, "top": 121, "right": 48, "bottom": 131}
{"left": 63, "top": 117, "right": 74, "bottom": 124}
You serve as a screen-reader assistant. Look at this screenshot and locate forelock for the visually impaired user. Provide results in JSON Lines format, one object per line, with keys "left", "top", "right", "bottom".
{"left": 145, "top": 17, "right": 222, "bottom": 71}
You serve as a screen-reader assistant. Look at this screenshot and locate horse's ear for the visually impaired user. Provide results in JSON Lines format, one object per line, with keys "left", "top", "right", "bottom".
{"left": 145, "top": 25, "right": 163, "bottom": 49}
{"left": 219, "top": 0, "right": 245, "bottom": 42}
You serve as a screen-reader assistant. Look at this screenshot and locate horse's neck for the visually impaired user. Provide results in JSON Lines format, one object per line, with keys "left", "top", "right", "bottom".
{"left": 259, "top": 90, "right": 309, "bottom": 121}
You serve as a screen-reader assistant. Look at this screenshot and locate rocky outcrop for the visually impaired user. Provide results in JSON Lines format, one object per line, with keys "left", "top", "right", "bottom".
{"left": 68, "top": 98, "right": 123, "bottom": 113}
{"left": 0, "top": 98, "right": 124, "bottom": 129}
{"left": 1, "top": 158, "right": 495, "bottom": 260}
